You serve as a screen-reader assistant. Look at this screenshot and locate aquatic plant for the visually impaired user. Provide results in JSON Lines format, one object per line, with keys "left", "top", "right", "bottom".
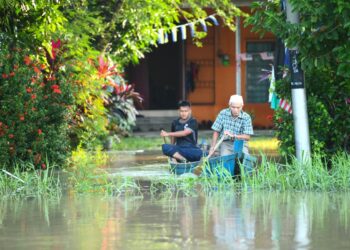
{"left": 240, "top": 152, "right": 350, "bottom": 192}
{"left": 0, "top": 162, "right": 61, "bottom": 198}
{"left": 67, "top": 146, "right": 141, "bottom": 195}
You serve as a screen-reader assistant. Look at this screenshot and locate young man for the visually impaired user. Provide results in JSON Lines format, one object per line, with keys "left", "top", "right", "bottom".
{"left": 160, "top": 101, "right": 203, "bottom": 163}
{"left": 210, "top": 95, "right": 254, "bottom": 156}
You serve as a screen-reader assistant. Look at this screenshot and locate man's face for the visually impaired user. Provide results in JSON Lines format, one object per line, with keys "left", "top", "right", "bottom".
{"left": 179, "top": 106, "right": 191, "bottom": 120}
{"left": 229, "top": 102, "right": 242, "bottom": 117}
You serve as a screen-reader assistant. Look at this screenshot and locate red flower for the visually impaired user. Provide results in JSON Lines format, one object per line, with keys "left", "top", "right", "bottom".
{"left": 24, "top": 55, "right": 31, "bottom": 65}
{"left": 51, "top": 39, "right": 61, "bottom": 60}
{"left": 278, "top": 117, "right": 283, "bottom": 123}
{"left": 2, "top": 73, "right": 8, "bottom": 79}
{"left": 13, "top": 64, "right": 19, "bottom": 70}
{"left": 38, "top": 129, "right": 42, "bottom": 135}
{"left": 33, "top": 67, "right": 41, "bottom": 74}
{"left": 32, "top": 107, "right": 37, "bottom": 111}
{"left": 40, "top": 82, "right": 45, "bottom": 87}
{"left": 8, "top": 134, "right": 14, "bottom": 138}
{"left": 41, "top": 163, "right": 47, "bottom": 170}
{"left": 9, "top": 72, "right": 15, "bottom": 77}
{"left": 53, "top": 88, "right": 62, "bottom": 94}
{"left": 51, "top": 84, "right": 62, "bottom": 94}
{"left": 31, "top": 94, "right": 37, "bottom": 100}
{"left": 19, "top": 115, "right": 25, "bottom": 121}
{"left": 26, "top": 87, "right": 33, "bottom": 93}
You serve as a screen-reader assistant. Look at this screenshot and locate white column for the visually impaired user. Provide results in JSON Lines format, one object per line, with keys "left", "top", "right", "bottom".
{"left": 286, "top": 1, "right": 311, "bottom": 161}
{"left": 235, "top": 16, "right": 241, "bottom": 95}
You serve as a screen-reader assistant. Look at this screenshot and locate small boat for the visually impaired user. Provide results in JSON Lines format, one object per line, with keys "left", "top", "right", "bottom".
{"left": 169, "top": 151, "right": 257, "bottom": 177}
{"left": 169, "top": 140, "right": 256, "bottom": 176}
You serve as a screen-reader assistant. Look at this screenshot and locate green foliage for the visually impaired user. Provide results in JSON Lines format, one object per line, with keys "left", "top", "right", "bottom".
{"left": 106, "top": 74, "right": 142, "bottom": 136}
{"left": 246, "top": 0, "right": 350, "bottom": 156}
{"left": 0, "top": 44, "right": 73, "bottom": 168}
{"left": 0, "top": 0, "right": 69, "bottom": 47}
{"left": 67, "top": 146, "right": 141, "bottom": 195}
{"left": 243, "top": 152, "right": 350, "bottom": 191}
{"left": 0, "top": 162, "right": 61, "bottom": 198}
{"left": 88, "top": 0, "right": 245, "bottom": 65}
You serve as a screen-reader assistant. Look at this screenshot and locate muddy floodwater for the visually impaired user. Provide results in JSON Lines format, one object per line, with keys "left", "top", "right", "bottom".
{"left": 1, "top": 192, "right": 350, "bottom": 249}
{"left": 1, "top": 151, "right": 349, "bottom": 250}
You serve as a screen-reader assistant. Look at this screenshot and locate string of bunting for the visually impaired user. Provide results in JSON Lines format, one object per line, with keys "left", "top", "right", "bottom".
{"left": 157, "top": 14, "right": 219, "bottom": 44}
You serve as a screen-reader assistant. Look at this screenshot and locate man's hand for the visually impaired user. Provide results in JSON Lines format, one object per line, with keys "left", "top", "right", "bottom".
{"left": 160, "top": 130, "right": 169, "bottom": 137}
{"left": 224, "top": 130, "right": 236, "bottom": 139}
{"left": 209, "top": 146, "right": 216, "bottom": 156}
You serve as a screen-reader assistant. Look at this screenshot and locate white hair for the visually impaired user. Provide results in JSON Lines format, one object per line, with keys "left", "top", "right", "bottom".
{"left": 229, "top": 95, "right": 244, "bottom": 106}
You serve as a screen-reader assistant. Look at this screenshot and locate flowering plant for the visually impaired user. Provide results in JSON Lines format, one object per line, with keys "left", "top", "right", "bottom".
{"left": 0, "top": 41, "right": 73, "bottom": 168}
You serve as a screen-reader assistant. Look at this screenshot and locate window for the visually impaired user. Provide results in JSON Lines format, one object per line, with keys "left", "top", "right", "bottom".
{"left": 246, "top": 41, "right": 275, "bottom": 103}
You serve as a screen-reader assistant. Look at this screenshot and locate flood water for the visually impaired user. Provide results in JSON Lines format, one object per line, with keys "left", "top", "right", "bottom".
{"left": 1, "top": 192, "right": 349, "bottom": 249}
{"left": 1, "top": 151, "right": 349, "bottom": 249}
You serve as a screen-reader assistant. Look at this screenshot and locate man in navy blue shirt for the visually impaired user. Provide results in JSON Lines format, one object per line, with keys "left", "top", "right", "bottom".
{"left": 160, "top": 101, "right": 203, "bottom": 162}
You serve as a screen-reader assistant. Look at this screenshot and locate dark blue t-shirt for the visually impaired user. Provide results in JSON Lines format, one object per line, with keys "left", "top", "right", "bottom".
{"left": 171, "top": 117, "right": 198, "bottom": 147}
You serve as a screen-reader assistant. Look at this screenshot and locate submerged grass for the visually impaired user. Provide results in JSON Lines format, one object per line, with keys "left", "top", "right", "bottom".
{"left": 0, "top": 162, "right": 61, "bottom": 198}
{"left": 240, "top": 152, "right": 350, "bottom": 192}
{"left": 145, "top": 152, "right": 350, "bottom": 195}
{"left": 67, "top": 146, "right": 142, "bottom": 196}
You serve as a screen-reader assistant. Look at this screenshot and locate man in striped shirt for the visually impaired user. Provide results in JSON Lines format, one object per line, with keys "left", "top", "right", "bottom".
{"left": 210, "top": 95, "right": 254, "bottom": 156}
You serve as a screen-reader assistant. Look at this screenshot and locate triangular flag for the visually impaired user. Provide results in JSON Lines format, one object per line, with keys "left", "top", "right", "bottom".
{"left": 189, "top": 22, "right": 195, "bottom": 37}
{"left": 208, "top": 15, "right": 219, "bottom": 26}
{"left": 199, "top": 19, "right": 207, "bottom": 32}
{"left": 180, "top": 25, "right": 187, "bottom": 40}
{"left": 279, "top": 99, "right": 293, "bottom": 114}
{"left": 171, "top": 27, "right": 178, "bottom": 42}
{"left": 158, "top": 29, "right": 164, "bottom": 44}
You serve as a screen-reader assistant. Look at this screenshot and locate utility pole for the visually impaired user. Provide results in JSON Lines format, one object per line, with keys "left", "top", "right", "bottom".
{"left": 286, "top": 0, "right": 311, "bottom": 161}
{"left": 235, "top": 16, "right": 241, "bottom": 95}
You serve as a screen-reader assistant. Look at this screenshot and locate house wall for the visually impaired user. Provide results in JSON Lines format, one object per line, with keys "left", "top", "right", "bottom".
{"left": 189, "top": 8, "right": 275, "bottom": 128}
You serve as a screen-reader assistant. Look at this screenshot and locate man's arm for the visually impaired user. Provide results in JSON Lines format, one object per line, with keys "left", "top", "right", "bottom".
{"left": 160, "top": 129, "right": 192, "bottom": 139}
{"left": 209, "top": 130, "right": 220, "bottom": 155}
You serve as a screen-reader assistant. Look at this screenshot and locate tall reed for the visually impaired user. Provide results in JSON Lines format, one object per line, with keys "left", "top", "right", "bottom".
{"left": 0, "top": 162, "right": 61, "bottom": 198}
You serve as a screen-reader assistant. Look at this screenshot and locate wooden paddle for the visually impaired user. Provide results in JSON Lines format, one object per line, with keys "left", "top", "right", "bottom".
{"left": 193, "top": 135, "right": 226, "bottom": 176}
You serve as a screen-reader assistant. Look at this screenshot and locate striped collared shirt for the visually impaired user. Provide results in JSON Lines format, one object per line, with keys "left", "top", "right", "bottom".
{"left": 211, "top": 108, "right": 254, "bottom": 137}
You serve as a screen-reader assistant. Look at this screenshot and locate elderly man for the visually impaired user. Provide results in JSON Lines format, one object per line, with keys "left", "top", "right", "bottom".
{"left": 210, "top": 95, "right": 254, "bottom": 156}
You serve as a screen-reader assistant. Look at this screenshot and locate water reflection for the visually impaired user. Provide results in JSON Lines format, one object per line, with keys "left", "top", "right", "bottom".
{"left": 1, "top": 192, "right": 349, "bottom": 249}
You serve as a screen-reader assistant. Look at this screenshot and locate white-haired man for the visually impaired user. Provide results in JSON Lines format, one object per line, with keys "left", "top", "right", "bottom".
{"left": 210, "top": 95, "right": 254, "bottom": 156}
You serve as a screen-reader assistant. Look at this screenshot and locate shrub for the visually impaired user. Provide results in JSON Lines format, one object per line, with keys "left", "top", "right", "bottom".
{"left": 0, "top": 42, "right": 73, "bottom": 169}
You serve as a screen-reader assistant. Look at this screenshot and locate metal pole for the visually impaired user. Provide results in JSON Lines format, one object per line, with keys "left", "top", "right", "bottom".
{"left": 286, "top": 1, "right": 311, "bottom": 161}
{"left": 235, "top": 16, "right": 241, "bottom": 95}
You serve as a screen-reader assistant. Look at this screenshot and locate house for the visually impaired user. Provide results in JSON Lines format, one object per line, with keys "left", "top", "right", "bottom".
{"left": 127, "top": 3, "right": 275, "bottom": 131}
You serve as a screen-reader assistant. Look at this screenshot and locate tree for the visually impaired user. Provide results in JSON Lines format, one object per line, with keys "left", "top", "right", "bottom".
{"left": 246, "top": 0, "right": 350, "bottom": 157}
